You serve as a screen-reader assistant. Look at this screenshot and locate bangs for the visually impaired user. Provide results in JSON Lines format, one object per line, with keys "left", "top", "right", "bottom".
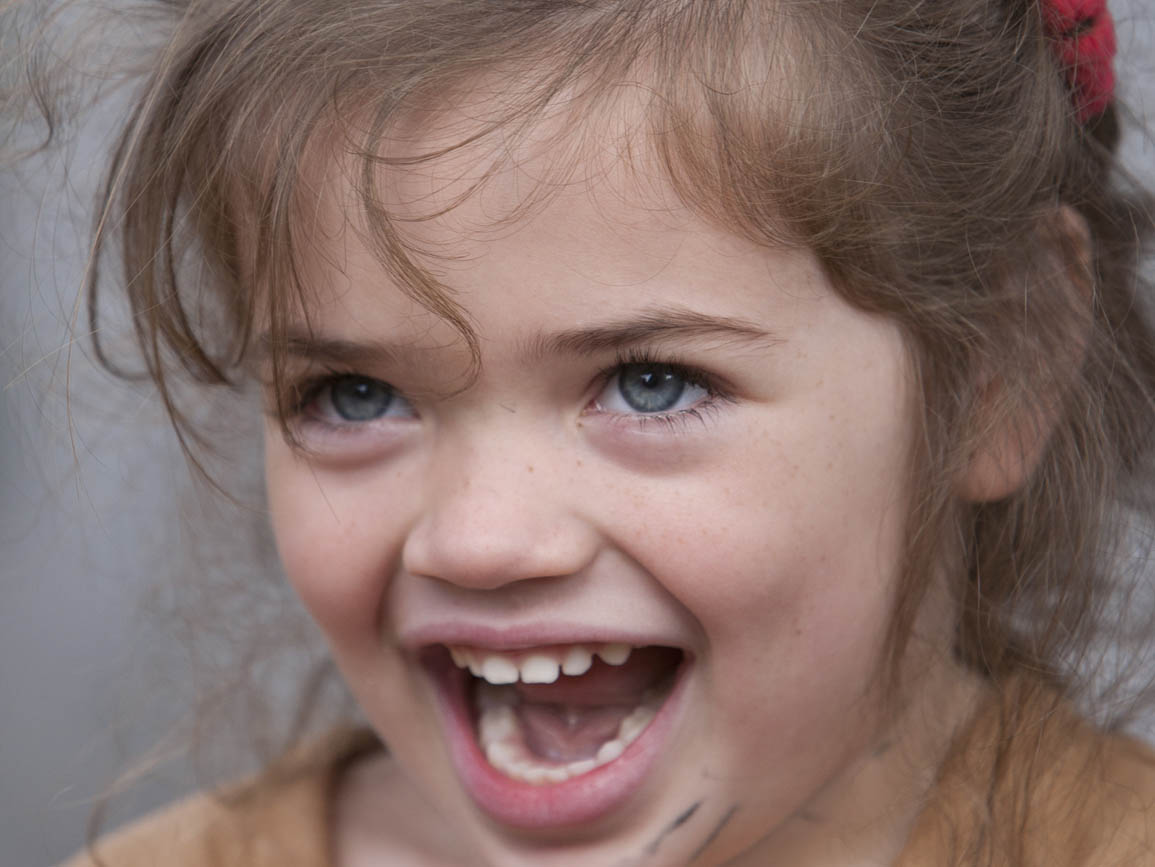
{"left": 98, "top": 0, "right": 902, "bottom": 440}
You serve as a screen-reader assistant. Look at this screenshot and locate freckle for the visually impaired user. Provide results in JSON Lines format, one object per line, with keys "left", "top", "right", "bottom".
{"left": 527, "top": 465, "right": 534, "bottom": 473}
{"left": 872, "top": 739, "right": 894, "bottom": 758}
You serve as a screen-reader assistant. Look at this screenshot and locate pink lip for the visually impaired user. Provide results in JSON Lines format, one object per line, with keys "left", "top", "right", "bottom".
{"left": 422, "top": 645, "right": 691, "bottom": 830}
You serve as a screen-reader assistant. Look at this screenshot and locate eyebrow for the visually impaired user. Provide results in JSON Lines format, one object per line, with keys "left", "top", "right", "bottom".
{"left": 522, "top": 307, "right": 781, "bottom": 361}
{"left": 256, "top": 332, "right": 399, "bottom": 368}
{"left": 259, "top": 306, "right": 780, "bottom": 367}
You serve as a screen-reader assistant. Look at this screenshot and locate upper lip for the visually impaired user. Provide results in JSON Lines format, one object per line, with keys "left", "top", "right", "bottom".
{"left": 398, "top": 622, "right": 686, "bottom": 653}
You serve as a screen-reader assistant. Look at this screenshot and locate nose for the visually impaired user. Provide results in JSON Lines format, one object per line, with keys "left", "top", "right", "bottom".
{"left": 401, "top": 431, "right": 599, "bottom": 591}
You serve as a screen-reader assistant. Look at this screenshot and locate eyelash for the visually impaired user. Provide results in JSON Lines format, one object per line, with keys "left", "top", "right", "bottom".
{"left": 279, "top": 366, "right": 396, "bottom": 433}
{"left": 277, "top": 350, "right": 732, "bottom": 435}
{"left": 590, "top": 348, "right": 732, "bottom": 432}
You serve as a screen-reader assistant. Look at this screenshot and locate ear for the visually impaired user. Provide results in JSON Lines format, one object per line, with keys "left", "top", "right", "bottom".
{"left": 954, "top": 206, "right": 1093, "bottom": 503}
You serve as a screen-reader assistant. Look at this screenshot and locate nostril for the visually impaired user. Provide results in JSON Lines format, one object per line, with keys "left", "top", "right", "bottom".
{"left": 401, "top": 506, "right": 599, "bottom": 591}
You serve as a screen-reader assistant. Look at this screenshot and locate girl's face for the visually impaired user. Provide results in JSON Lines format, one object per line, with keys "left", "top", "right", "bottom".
{"left": 263, "top": 117, "right": 974, "bottom": 865}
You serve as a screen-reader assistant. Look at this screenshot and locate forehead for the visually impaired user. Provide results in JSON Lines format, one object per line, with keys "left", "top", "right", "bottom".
{"left": 293, "top": 83, "right": 822, "bottom": 342}
{"left": 301, "top": 134, "right": 817, "bottom": 360}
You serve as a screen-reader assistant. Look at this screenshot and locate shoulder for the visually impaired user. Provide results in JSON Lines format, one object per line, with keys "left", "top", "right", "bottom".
{"left": 1088, "top": 730, "right": 1155, "bottom": 863}
{"left": 901, "top": 677, "right": 1155, "bottom": 866}
{"left": 61, "top": 728, "right": 381, "bottom": 867}
{"left": 1010, "top": 689, "right": 1155, "bottom": 865}
{"left": 60, "top": 791, "right": 258, "bottom": 867}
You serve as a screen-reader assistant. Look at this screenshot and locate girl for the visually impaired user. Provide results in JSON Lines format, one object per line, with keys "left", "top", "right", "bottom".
{"left": 41, "top": 0, "right": 1155, "bottom": 863}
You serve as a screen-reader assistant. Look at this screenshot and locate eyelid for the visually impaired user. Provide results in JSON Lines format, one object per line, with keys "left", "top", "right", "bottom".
{"left": 619, "top": 347, "right": 728, "bottom": 391}
{"left": 278, "top": 368, "right": 415, "bottom": 428}
{"left": 271, "top": 351, "right": 734, "bottom": 441}
{"left": 611, "top": 346, "right": 741, "bottom": 393}
{"left": 279, "top": 366, "right": 354, "bottom": 418}
{"left": 586, "top": 349, "right": 734, "bottom": 430}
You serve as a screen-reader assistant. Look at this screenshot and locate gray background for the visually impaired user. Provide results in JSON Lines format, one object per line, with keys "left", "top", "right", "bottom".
{"left": 3, "top": 4, "right": 1155, "bottom": 866}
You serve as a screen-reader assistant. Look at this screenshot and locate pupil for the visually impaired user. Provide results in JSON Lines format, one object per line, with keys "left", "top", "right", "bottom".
{"left": 618, "top": 364, "right": 685, "bottom": 413}
{"left": 330, "top": 377, "right": 393, "bottom": 421}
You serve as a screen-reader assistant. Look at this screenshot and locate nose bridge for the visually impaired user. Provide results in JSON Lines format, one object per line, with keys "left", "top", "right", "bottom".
{"left": 402, "top": 416, "right": 596, "bottom": 590}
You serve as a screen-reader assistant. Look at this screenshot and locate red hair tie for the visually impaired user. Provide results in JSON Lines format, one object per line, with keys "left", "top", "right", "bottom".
{"left": 1042, "top": 0, "right": 1117, "bottom": 123}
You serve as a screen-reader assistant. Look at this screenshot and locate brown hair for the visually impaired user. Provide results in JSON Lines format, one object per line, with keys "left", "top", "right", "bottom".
{"left": 42, "top": 0, "right": 1155, "bottom": 859}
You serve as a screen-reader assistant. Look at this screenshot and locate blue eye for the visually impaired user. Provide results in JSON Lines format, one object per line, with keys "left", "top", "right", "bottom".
{"left": 325, "top": 376, "right": 405, "bottom": 422}
{"left": 596, "top": 363, "right": 710, "bottom": 415}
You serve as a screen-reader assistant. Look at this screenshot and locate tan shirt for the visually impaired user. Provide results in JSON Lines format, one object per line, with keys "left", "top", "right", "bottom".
{"left": 64, "top": 685, "right": 1155, "bottom": 867}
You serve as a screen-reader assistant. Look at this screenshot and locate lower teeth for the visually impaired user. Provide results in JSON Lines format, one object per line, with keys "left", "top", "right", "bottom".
{"left": 475, "top": 684, "right": 663, "bottom": 785}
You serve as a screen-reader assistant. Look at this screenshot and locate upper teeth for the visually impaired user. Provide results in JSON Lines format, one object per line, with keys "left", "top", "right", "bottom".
{"left": 448, "top": 643, "right": 634, "bottom": 685}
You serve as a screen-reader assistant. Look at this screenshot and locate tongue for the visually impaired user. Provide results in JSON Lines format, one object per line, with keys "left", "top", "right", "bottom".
{"left": 516, "top": 703, "right": 633, "bottom": 762}
{"left": 511, "top": 647, "right": 680, "bottom": 763}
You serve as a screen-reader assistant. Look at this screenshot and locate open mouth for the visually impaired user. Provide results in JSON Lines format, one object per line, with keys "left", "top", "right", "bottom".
{"left": 422, "top": 641, "right": 689, "bottom": 828}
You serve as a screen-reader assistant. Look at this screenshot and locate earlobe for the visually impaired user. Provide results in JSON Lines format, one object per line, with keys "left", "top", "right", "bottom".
{"left": 954, "top": 206, "right": 1093, "bottom": 504}
{"left": 955, "top": 411, "right": 1052, "bottom": 503}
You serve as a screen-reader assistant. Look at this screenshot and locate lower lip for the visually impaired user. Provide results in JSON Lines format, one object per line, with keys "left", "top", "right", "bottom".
{"left": 427, "top": 651, "right": 690, "bottom": 830}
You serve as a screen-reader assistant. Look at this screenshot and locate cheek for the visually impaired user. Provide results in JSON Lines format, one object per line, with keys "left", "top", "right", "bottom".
{"left": 607, "top": 384, "right": 911, "bottom": 685}
{"left": 264, "top": 436, "right": 406, "bottom": 654}
{"left": 634, "top": 436, "right": 903, "bottom": 608}
{"left": 616, "top": 423, "right": 909, "bottom": 783}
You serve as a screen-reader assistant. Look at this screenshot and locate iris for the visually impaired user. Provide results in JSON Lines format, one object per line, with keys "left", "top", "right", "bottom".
{"left": 617, "top": 364, "right": 687, "bottom": 413}
{"left": 330, "top": 376, "right": 396, "bottom": 421}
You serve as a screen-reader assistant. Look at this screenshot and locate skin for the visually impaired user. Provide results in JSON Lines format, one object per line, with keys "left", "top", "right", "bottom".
{"left": 261, "top": 103, "right": 982, "bottom": 866}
